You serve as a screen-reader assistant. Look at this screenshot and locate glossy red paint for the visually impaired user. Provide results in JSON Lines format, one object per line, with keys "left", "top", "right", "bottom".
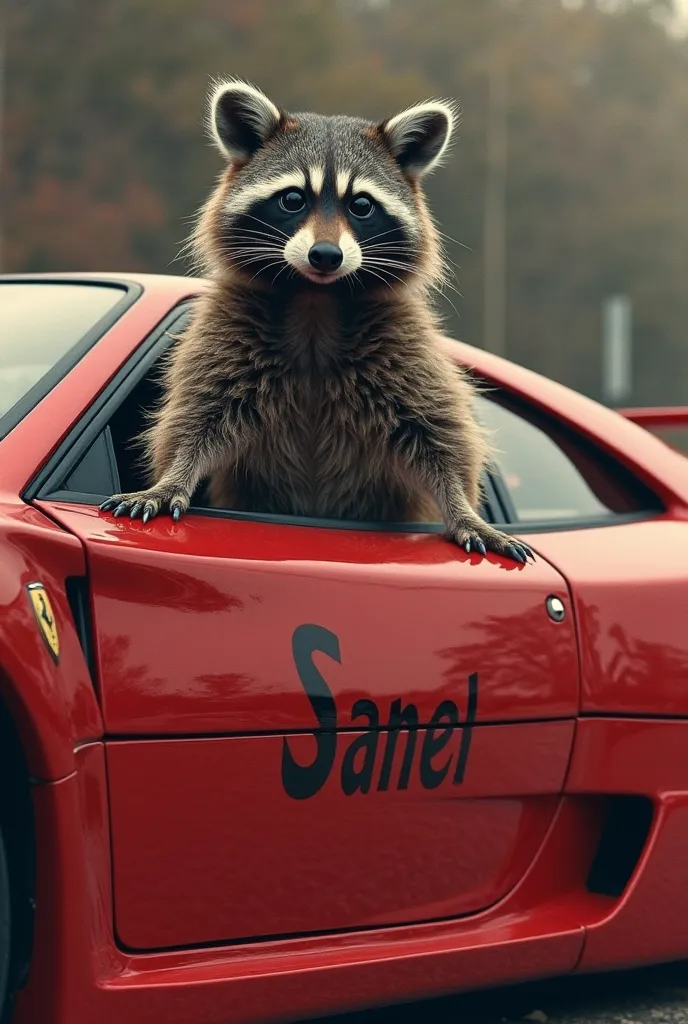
{"left": 107, "top": 723, "right": 573, "bottom": 948}
{"left": 16, "top": 721, "right": 688, "bottom": 1024}
{"left": 14, "top": 741, "right": 595, "bottom": 1024}
{"left": 568, "top": 719, "right": 688, "bottom": 971}
{"left": 619, "top": 406, "right": 688, "bottom": 429}
{"left": 0, "top": 498, "right": 102, "bottom": 779}
{"left": 39, "top": 500, "right": 578, "bottom": 734}
{"left": 6, "top": 273, "right": 688, "bottom": 1023}
{"left": 523, "top": 519, "right": 688, "bottom": 715}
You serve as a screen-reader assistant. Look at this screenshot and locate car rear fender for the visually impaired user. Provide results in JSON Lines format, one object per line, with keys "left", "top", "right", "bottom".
{"left": 0, "top": 499, "right": 103, "bottom": 781}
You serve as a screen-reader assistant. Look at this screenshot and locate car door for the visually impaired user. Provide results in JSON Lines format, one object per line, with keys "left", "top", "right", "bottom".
{"left": 472, "top": 389, "right": 688, "bottom": 972}
{"left": 30, "top": 326, "right": 579, "bottom": 952}
{"left": 475, "top": 395, "right": 688, "bottom": 717}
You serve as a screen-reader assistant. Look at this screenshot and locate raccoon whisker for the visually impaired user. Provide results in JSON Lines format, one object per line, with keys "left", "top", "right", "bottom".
{"left": 358, "top": 227, "right": 408, "bottom": 245}
{"left": 168, "top": 235, "right": 200, "bottom": 267}
{"left": 351, "top": 271, "right": 366, "bottom": 294}
{"left": 436, "top": 229, "right": 471, "bottom": 253}
{"left": 229, "top": 242, "right": 284, "bottom": 251}
{"left": 363, "top": 258, "right": 417, "bottom": 274}
{"left": 432, "top": 286, "right": 461, "bottom": 318}
{"left": 229, "top": 252, "right": 284, "bottom": 263}
{"left": 172, "top": 236, "right": 196, "bottom": 256}
{"left": 231, "top": 228, "right": 290, "bottom": 244}
{"left": 360, "top": 252, "right": 419, "bottom": 263}
{"left": 228, "top": 236, "right": 284, "bottom": 247}
{"left": 247, "top": 260, "right": 287, "bottom": 286}
{"left": 360, "top": 266, "right": 398, "bottom": 291}
{"left": 360, "top": 244, "right": 419, "bottom": 256}
{"left": 360, "top": 240, "right": 419, "bottom": 248}
{"left": 343, "top": 271, "right": 358, "bottom": 297}
{"left": 434, "top": 280, "right": 464, "bottom": 301}
{"left": 360, "top": 251, "right": 420, "bottom": 264}
{"left": 366, "top": 266, "right": 406, "bottom": 286}
{"left": 229, "top": 247, "right": 285, "bottom": 259}
{"left": 242, "top": 214, "right": 290, "bottom": 240}
{"left": 228, "top": 244, "right": 284, "bottom": 256}
{"left": 229, "top": 251, "right": 283, "bottom": 266}
{"left": 231, "top": 256, "right": 285, "bottom": 271}
{"left": 271, "top": 266, "right": 289, "bottom": 286}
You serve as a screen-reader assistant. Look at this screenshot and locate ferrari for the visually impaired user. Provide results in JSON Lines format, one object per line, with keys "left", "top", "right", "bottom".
{"left": 2, "top": 272, "right": 688, "bottom": 1024}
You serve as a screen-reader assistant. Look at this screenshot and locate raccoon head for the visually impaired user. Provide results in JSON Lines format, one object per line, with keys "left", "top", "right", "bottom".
{"left": 194, "top": 79, "right": 457, "bottom": 294}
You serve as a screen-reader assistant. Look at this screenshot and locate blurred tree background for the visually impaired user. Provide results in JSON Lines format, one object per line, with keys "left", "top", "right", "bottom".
{"left": 2, "top": 0, "right": 687, "bottom": 405}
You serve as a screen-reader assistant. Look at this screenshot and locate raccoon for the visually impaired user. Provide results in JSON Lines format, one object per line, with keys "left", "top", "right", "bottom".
{"left": 101, "top": 79, "right": 533, "bottom": 564}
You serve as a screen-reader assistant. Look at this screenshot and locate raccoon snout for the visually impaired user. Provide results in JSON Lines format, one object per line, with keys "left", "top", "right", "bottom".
{"left": 308, "top": 243, "right": 344, "bottom": 273}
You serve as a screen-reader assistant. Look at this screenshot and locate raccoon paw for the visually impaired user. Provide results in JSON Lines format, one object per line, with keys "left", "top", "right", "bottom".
{"left": 447, "top": 520, "right": 535, "bottom": 565}
{"left": 99, "top": 485, "right": 190, "bottom": 524}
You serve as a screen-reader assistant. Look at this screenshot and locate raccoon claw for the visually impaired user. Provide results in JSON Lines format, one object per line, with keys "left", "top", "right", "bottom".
{"left": 448, "top": 522, "right": 535, "bottom": 566}
{"left": 99, "top": 486, "right": 190, "bottom": 524}
{"left": 507, "top": 544, "right": 526, "bottom": 565}
{"left": 521, "top": 542, "right": 536, "bottom": 563}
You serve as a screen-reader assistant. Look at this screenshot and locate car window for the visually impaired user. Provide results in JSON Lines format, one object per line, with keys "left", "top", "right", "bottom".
{"left": 476, "top": 395, "right": 661, "bottom": 523}
{"left": 0, "top": 282, "right": 127, "bottom": 422}
{"left": 33, "top": 316, "right": 661, "bottom": 530}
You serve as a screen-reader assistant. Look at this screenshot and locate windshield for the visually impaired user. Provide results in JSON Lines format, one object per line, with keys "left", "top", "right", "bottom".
{"left": 0, "top": 281, "right": 127, "bottom": 423}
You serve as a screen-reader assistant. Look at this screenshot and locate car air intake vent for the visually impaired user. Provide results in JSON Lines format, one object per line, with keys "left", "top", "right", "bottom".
{"left": 586, "top": 795, "right": 654, "bottom": 897}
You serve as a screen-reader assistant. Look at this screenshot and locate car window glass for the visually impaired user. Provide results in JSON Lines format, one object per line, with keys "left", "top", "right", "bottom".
{"left": 476, "top": 396, "right": 636, "bottom": 522}
{"left": 0, "top": 282, "right": 126, "bottom": 418}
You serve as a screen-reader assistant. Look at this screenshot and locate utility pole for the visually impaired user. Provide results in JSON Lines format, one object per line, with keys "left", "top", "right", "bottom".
{"left": 602, "top": 295, "right": 633, "bottom": 406}
{"left": 482, "top": 45, "right": 508, "bottom": 356}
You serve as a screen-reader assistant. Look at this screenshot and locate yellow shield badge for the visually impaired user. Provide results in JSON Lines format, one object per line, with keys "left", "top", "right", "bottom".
{"left": 26, "top": 583, "right": 60, "bottom": 664}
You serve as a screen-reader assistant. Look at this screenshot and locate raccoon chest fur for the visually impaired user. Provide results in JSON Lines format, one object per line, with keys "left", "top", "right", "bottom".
{"left": 222, "top": 371, "right": 406, "bottom": 521}
{"left": 204, "top": 293, "right": 408, "bottom": 520}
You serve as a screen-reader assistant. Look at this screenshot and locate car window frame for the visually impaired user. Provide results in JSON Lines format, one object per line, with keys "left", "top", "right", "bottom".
{"left": 474, "top": 386, "right": 665, "bottom": 528}
{"left": 27, "top": 308, "right": 663, "bottom": 536}
{"left": 0, "top": 277, "right": 142, "bottom": 441}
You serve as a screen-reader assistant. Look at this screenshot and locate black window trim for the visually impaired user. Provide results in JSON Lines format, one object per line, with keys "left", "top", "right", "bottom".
{"left": 26, "top": 300, "right": 664, "bottom": 537}
{"left": 0, "top": 276, "right": 143, "bottom": 441}
{"left": 25, "top": 302, "right": 194, "bottom": 500}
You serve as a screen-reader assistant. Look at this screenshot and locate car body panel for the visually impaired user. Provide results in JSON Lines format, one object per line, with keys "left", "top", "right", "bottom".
{"left": 568, "top": 718, "right": 688, "bottom": 971}
{"left": 36, "top": 501, "right": 579, "bottom": 733}
{"left": 107, "top": 723, "right": 572, "bottom": 948}
{"left": 619, "top": 406, "right": 688, "bottom": 430}
{"left": 0, "top": 499, "right": 102, "bottom": 779}
{"left": 4, "top": 273, "right": 688, "bottom": 1023}
{"left": 15, "top": 742, "right": 593, "bottom": 1024}
{"left": 521, "top": 519, "right": 688, "bottom": 715}
{"left": 36, "top": 498, "right": 579, "bottom": 950}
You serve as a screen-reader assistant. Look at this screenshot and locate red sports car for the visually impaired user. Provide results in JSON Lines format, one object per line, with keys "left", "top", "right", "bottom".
{"left": 2, "top": 272, "right": 688, "bottom": 1024}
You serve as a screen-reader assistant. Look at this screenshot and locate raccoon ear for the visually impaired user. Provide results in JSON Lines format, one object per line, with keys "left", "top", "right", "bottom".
{"left": 380, "top": 100, "right": 457, "bottom": 178}
{"left": 209, "top": 79, "right": 282, "bottom": 163}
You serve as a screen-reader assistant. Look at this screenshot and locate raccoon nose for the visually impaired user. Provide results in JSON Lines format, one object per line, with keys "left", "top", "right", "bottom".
{"left": 308, "top": 242, "right": 343, "bottom": 273}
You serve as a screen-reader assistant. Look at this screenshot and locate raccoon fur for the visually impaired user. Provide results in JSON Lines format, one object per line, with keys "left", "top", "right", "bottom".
{"left": 101, "top": 79, "right": 533, "bottom": 564}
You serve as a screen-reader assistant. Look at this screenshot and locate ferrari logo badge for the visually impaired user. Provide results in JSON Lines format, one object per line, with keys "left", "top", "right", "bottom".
{"left": 26, "top": 583, "right": 60, "bottom": 664}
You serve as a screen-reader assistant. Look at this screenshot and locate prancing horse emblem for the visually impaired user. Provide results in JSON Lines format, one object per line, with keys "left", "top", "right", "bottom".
{"left": 26, "top": 583, "right": 60, "bottom": 664}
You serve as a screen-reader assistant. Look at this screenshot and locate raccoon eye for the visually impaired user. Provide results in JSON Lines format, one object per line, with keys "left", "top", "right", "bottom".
{"left": 279, "top": 189, "right": 306, "bottom": 213}
{"left": 349, "top": 194, "right": 375, "bottom": 219}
